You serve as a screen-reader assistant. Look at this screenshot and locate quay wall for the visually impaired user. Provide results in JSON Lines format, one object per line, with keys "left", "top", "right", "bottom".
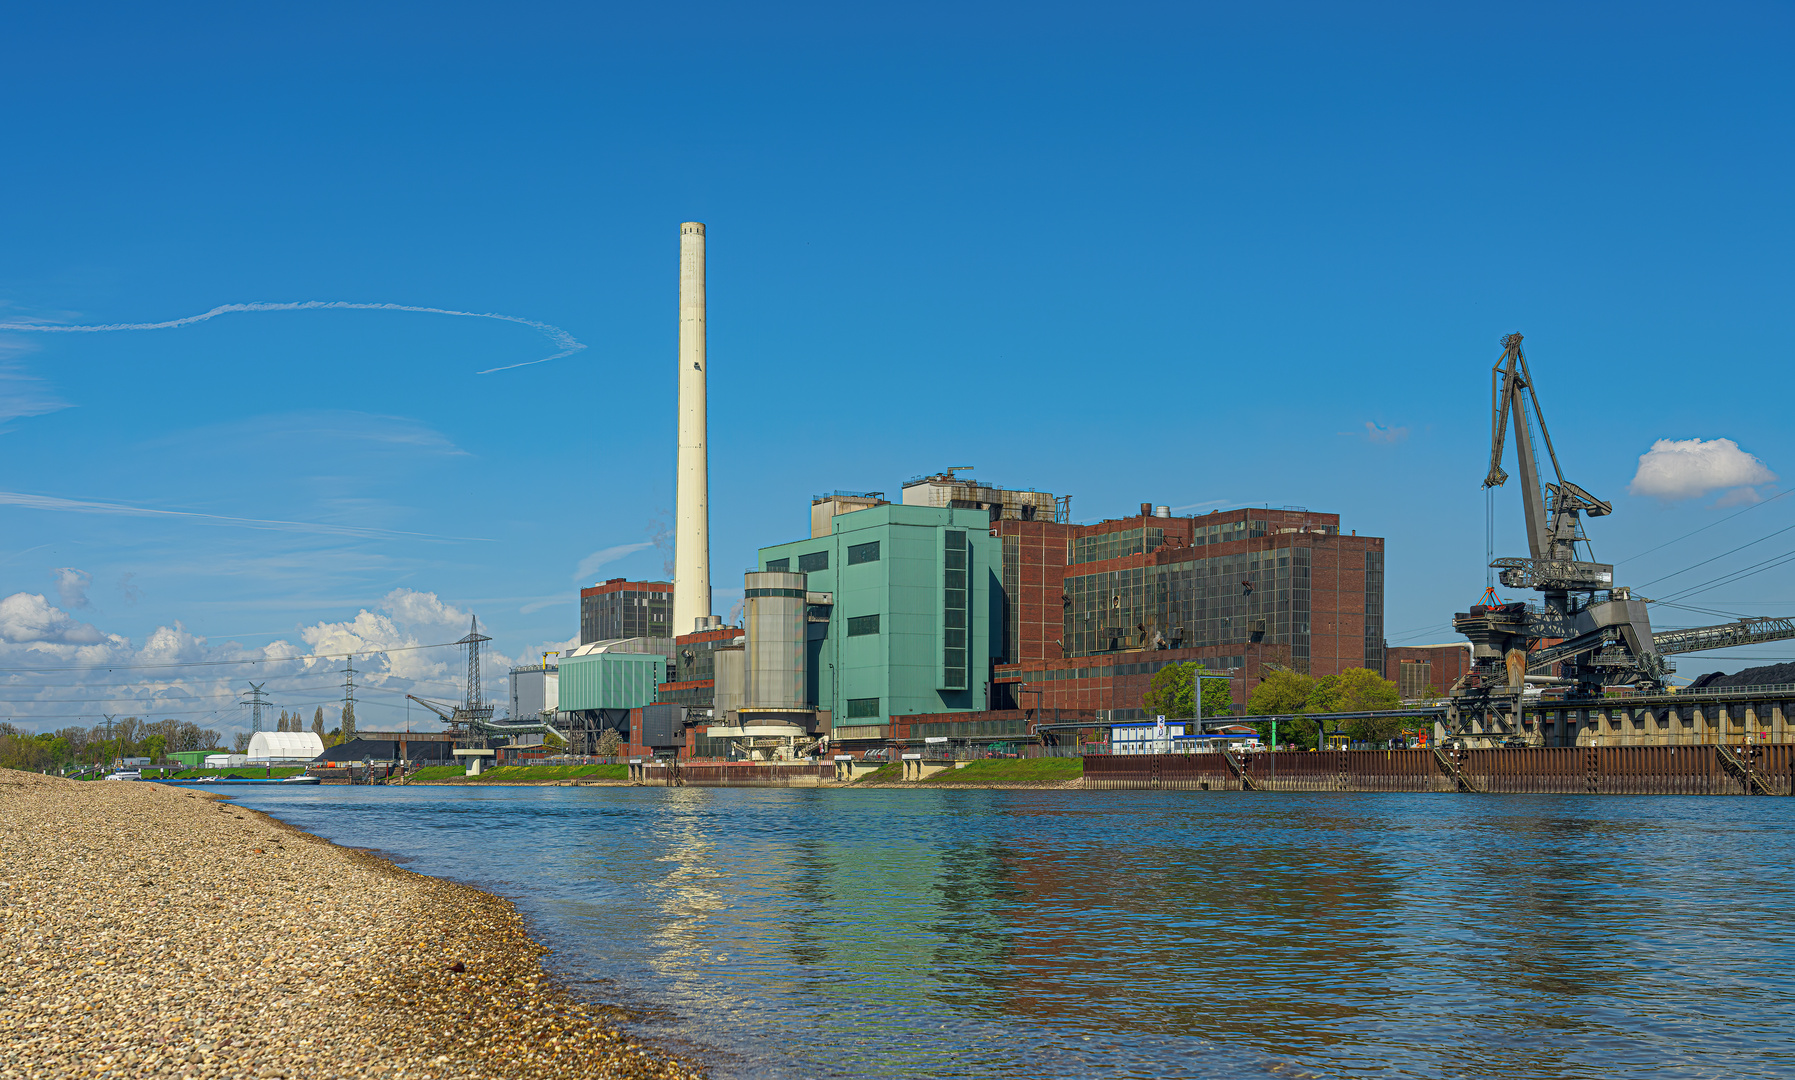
{"left": 1084, "top": 746, "right": 1795, "bottom": 796}
{"left": 631, "top": 762, "right": 837, "bottom": 787}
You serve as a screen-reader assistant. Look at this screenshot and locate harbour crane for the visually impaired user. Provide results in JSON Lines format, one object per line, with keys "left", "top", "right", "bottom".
{"left": 1453, "top": 334, "right": 1795, "bottom": 699}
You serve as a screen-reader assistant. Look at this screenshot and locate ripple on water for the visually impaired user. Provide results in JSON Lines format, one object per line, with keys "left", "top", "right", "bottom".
{"left": 228, "top": 786, "right": 1795, "bottom": 1080}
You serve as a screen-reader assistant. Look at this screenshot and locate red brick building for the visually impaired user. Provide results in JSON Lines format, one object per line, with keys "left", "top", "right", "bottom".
{"left": 1385, "top": 643, "right": 1471, "bottom": 698}
{"left": 974, "top": 503, "right": 1386, "bottom": 729}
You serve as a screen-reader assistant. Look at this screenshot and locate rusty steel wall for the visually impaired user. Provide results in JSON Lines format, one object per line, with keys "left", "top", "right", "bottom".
{"left": 1250, "top": 750, "right": 1445, "bottom": 792}
{"left": 1082, "top": 747, "right": 1795, "bottom": 795}
{"left": 1463, "top": 748, "right": 1587, "bottom": 794}
{"left": 642, "top": 763, "right": 836, "bottom": 786}
{"left": 1083, "top": 754, "right": 1241, "bottom": 790}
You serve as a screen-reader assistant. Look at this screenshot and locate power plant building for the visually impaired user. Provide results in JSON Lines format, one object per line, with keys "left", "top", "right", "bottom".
{"left": 984, "top": 504, "right": 1386, "bottom": 727}
{"left": 754, "top": 503, "right": 1002, "bottom": 739}
{"left": 580, "top": 578, "right": 674, "bottom": 645}
{"left": 508, "top": 662, "right": 559, "bottom": 721}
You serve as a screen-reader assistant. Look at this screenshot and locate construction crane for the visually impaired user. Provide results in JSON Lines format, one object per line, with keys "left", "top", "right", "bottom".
{"left": 1453, "top": 334, "right": 1795, "bottom": 698}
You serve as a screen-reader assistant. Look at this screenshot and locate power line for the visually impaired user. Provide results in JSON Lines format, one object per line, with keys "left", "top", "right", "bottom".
{"left": 1634, "top": 522, "right": 1795, "bottom": 591}
{"left": 1612, "top": 488, "right": 1793, "bottom": 565}
{"left": 1657, "top": 546, "right": 1795, "bottom": 605}
{"left": 3, "top": 696, "right": 423, "bottom": 722}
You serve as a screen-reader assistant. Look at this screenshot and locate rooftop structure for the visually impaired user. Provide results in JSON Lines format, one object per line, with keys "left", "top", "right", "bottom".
{"left": 811, "top": 490, "right": 889, "bottom": 539}
{"left": 901, "top": 469, "right": 1068, "bottom": 523}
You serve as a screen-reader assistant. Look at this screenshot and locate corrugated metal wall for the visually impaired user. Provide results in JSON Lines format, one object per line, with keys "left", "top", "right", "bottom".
{"left": 557, "top": 652, "right": 666, "bottom": 711}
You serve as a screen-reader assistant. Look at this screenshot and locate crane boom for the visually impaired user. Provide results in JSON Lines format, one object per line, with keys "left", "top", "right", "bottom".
{"left": 1652, "top": 617, "right": 1795, "bottom": 657}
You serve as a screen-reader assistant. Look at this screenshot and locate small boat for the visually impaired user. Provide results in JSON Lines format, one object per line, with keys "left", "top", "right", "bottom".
{"left": 152, "top": 775, "right": 321, "bottom": 786}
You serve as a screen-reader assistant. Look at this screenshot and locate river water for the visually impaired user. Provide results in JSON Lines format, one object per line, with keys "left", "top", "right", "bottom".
{"left": 226, "top": 785, "right": 1794, "bottom": 1079}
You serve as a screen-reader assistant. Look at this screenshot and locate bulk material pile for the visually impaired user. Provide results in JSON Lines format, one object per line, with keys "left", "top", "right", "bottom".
{"left": 0, "top": 770, "right": 703, "bottom": 1080}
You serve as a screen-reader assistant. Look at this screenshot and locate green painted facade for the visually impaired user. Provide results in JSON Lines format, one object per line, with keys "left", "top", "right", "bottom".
{"left": 169, "top": 750, "right": 213, "bottom": 768}
{"left": 557, "top": 651, "right": 667, "bottom": 711}
{"left": 759, "top": 505, "right": 1000, "bottom": 725}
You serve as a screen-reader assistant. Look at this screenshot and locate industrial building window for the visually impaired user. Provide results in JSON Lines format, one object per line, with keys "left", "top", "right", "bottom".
{"left": 799, "top": 550, "right": 829, "bottom": 573}
{"left": 1364, "top": 550, "right": 1385, "bottom": 676}
{"left": 845, "top": 697, "right": 880, "bottom": 719}
{"left": 766, "top": 558, "right": 789, "bottom": 572}
{"left": 847, "top": 541, "right": 880, "bottom": 565}
{"left": 847, "top": 614, "right": 880, "bottom": 636}
{"left": 943, "top": 531, "right": 967, "bottom": 689}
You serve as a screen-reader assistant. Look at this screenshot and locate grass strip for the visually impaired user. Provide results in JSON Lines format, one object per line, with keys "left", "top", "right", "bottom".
{"left": 412, "top": 763, "right": 629, "bottom": 785}
{"left": 920, "top": 758, "right": 1083, "bottom": 785}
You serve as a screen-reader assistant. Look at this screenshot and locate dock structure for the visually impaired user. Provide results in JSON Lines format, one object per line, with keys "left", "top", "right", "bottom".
{"left": 1446, "top": 683, "right": 1795, "bottom": 748}
{"left": 1082, "top": 745, "right": 1795, "bottom": 795}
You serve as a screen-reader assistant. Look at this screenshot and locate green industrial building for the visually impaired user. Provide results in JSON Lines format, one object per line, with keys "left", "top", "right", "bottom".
{"left": 757, "top": 504, "right": 1000, "bottom": 737}
{"left": 558, "top": 650, "right": 666, "bottom": 711}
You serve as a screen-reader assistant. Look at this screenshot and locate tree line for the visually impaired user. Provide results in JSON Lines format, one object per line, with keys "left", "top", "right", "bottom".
{"left": 0, "top": 703, "right": 362, "bottom": 773}
{"left": 0, "top": 717, "right": 225, "bottom": 772}
{"left": 1141, "top": 661, "right": 1415, "bottom": 749}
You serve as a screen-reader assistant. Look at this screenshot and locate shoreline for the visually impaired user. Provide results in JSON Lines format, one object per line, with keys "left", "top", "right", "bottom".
{"left": 0, "top": 769, "right": 704, "bottom": 1080}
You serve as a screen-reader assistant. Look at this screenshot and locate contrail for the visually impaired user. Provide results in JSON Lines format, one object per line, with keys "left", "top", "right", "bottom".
{"left": 0, "top": 301, "right": 586, "bottom": 374}
{"left": 0, "top": 490, "right": 493, "bottom": 542}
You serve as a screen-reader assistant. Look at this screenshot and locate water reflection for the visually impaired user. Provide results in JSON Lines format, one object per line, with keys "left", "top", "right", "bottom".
{"left": 230, "top": 786, "right": 1795, "bottom": 1079}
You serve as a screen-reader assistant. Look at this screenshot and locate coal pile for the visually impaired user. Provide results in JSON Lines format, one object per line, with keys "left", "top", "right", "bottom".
{"left": 1685, "top": 662, "right": 1795, "bottom": 689}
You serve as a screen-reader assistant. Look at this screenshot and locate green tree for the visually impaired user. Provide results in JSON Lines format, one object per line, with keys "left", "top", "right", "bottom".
{"left": 312, "top": 707, "right": 326, "bottom": 741}
{"left": 1141, "top": 662, "right": 1232, "bottom": 722}
{"left": 1306, "top": 667, "right": 1404, "bottom": 743}
{"left": 143, "top": 733, "right": 167, "bottom": 765}
{"left": 1246, "top": 669, "right": 1320, "bottom": 748}
{"left": 340, "top": 702, "right": 357, "bottom": 741}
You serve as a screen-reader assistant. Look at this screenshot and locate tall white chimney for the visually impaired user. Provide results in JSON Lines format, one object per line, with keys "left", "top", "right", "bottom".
{"left": 674, "top": 222, "right": 712, "bottom": 635}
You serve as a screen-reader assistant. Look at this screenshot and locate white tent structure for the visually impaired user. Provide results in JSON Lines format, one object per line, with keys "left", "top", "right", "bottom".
{"left": 245, "top": 731, "right": 325, "bottom": 764}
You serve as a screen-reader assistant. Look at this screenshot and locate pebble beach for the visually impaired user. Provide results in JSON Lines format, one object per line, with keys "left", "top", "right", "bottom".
{"left": 0, "top": 770, "right": 704, "bottom": 1080}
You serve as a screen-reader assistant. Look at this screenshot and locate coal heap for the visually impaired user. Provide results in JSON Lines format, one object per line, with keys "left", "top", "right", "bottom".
{"left": 1685, "top": 662, "right": 1795, "bottom": 690}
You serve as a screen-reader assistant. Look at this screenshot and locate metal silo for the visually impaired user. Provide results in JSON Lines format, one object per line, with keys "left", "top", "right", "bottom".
{"left": 713, "top": 644, "right": 745, "bottom": 719}
{"left": 743, "top": 570, "right": 808, "bottom": 711}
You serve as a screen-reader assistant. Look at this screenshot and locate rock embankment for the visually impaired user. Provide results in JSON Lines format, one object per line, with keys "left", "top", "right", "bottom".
{"left": 0, "top": 770, "right": 703, "bottom": 1080}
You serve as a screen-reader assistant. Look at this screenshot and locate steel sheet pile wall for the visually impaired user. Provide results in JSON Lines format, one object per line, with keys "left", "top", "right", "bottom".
{"left": 1465, "top": 748, "right": 1587, "bottom": 794}
{"left": 1085, "top": 746, "right": 1795, "bottom": 795}
{"left": 1083, "top": 754, "right": 1240, "bottom": 790}
{"left": 643, "top": 763, "right": 835, "bottom": 787}
{"left": 1253, "top": 749, "right": 1443, "bottom": 792}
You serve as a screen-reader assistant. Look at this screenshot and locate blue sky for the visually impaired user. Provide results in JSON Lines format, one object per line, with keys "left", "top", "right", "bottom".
{"left": 3, "top": 1, "right": 1793, "bottom": 735}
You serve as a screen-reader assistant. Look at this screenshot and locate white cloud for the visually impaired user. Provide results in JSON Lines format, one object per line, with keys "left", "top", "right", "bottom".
{"left": 52, "top": 567, "right": 93, "bottom": 609}
{"left": 0, "top": 587, "right": 551, "bottom": 734}
{"left": 1364, "top": 421, "right": 1409, "bottom": 444}
{"left": 1628, "top": 438, "right": 1776, "bottom": 501}
{"left": 573, "top": 542, "right": 653, "bottom": 582}
{"left": 0, "top": 343, "right": 70, "bottom": 430}
{"left": 0, "top": 592, "right": 117, "bottom": 649}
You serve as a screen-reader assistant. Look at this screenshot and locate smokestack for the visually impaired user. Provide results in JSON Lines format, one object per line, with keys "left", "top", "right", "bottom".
{"left": 675, "top": 222, "right": 712, "bottom": 636}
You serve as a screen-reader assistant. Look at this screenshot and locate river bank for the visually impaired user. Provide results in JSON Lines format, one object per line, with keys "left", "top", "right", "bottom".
{"left": 0, "top": 769, "right": 703, "bottom": 1080}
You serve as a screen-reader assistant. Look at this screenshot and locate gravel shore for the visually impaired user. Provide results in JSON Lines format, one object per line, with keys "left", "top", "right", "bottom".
{"left": 0, "top": 770, "right": 704, "bottom": 1080}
